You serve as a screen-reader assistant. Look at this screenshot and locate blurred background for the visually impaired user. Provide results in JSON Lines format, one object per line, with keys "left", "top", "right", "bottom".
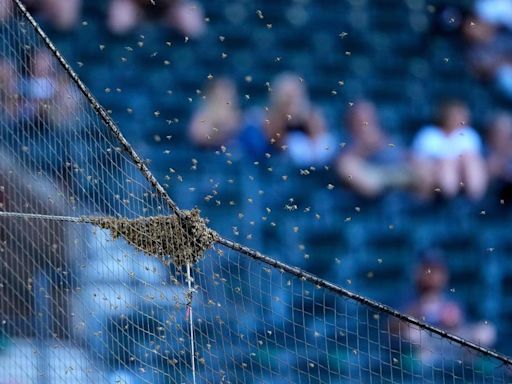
{"left": 5, "top": 0, "right": 512, "bottom": 360}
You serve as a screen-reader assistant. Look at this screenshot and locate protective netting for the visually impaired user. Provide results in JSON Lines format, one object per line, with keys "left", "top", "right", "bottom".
{"left": 0, "top": 1, "right": 511, "bottom": 383}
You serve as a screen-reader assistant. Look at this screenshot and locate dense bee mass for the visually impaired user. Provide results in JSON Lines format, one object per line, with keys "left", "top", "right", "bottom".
{"left": 87, "top": 209, "right": 216, "bottom": 267}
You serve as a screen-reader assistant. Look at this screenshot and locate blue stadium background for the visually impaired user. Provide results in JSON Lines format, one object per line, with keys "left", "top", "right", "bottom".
{"left": 37, "top": 0, "right": 512, "bottom": 356}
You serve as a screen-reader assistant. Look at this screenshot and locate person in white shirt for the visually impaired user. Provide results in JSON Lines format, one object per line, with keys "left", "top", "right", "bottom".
{"left": 412, "top": 100, "right": 488, "bottom": 201}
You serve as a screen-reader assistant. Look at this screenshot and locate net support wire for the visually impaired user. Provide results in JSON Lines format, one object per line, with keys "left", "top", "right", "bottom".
{"left": 185, "top": 263, "right": 197, "bottom": 384}
{"left": 0, "top": 211, "right": 82, "bottom": 223}
{"left": 10, "top": 0, "right": 512, "bottom": 372}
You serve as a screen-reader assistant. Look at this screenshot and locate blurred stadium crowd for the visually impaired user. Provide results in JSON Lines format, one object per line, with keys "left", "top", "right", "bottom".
{"left": 2, "top": 0, "right": 512, "bottom": 380}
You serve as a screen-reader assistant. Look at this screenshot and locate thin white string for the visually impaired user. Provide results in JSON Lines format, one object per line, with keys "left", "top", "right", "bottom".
{"left": 0, "top": 211, "right": 82, "bottom": 222}
{"left": 186, "top": 262, "right": 197, "bottom": 384}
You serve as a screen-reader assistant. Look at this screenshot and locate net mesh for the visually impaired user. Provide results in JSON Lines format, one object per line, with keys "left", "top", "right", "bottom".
{"left": 0, "top": 1, "right": 510, "bottom": 383}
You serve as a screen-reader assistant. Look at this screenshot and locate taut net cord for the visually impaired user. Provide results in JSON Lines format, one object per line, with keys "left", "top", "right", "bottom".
{"left": 0, "top": 1, "right": 511, "bottom": 383}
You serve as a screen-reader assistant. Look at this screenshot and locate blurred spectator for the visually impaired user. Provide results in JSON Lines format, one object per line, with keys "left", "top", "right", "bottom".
{"left": 44, "top": 0, "right": 81, "bottom": 31}
{"left": 107, "top": 0, "right": 205, "bottom": 38}
{"left": 335, "top": 100, "right": 413, "bottom": 198}
{"left": 237, "top": 106, "right": 273, "bottom": 159}
{"left": 266, "top": 73, "right": 335, "bottom": 166}
{"left": 23, "top": 48, "right": 57, "bottom": 121}
{"left": 0, "top": 59, "right": 19, "bottom": 121}
{"left": 402, "top": 252, "right": 496, "bottom": 363}
{"left": 188, "top": 78, "right": 241, "bottom": 148}
{"left": 475, "top": 0, "right": 512, "bottom": 30}
{"left": 486, "top": 111, "right": 512, "bottom": 202}
{"left": 24, "top": 0, "right": 81, "bottom": 31}
{"left": 406, "top": 254, "right": 464, "bottom": 332}
{"left": 0, "top": 0, "right": 12, "bottom": 23}
{"left": 188, "top": 78, "right": 276, "bottom": 158}
{"left": 412, "top": 100, "right": 488, "bottom": 201}
{"left": 462, "top": 10, "right": 512, "bottom": 99}
{"left": 23, "top": 48, "right": 78, "bottom": 126}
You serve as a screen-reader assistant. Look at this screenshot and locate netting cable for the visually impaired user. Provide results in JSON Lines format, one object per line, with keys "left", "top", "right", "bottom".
{"left": 215, "top": 237, "right": 512, "bottom": 366}
{"left": 0, "top": 211, "right": 82, "bottom": 223}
